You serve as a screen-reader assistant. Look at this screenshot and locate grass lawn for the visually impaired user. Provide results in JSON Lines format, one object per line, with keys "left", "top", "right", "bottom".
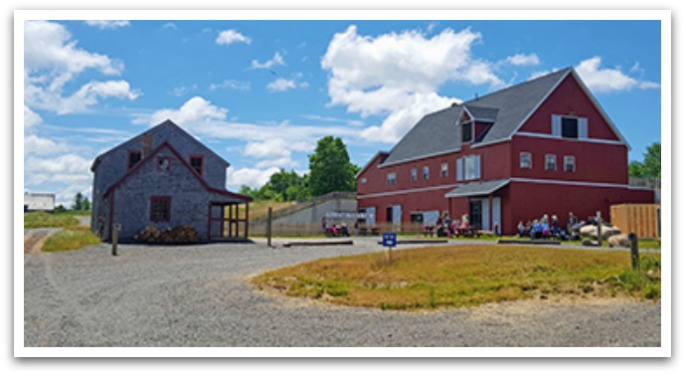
{"left": 42, "top": 227, "right": 101, "bottom": 252}
{"left": 237, "top": 200, "right": 297, "bottom": 220}
{"left": 252, "top": 245, "right": 660, "bottom": 311}
{"left": 24, "top": 211, "right": 82, "bottom": 229}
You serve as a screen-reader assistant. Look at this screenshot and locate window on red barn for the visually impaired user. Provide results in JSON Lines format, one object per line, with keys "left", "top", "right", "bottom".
{"left": 564, "top": 156, "right": 576, "bottom": 172}
{"left": 150, "top": 196, "right": 171, "bottom": 222}
{"left": 423, "top": 166, "right": 430, "bottom": 180}
{"left": 410, "top": 169, "right": 417, "bottom": 182}
{"left": 441, "top": 163, "right": 448, "bottom": 178}
{"left": 189, "top": 155, "right": 204, "bottom": 176}
{"left": 545, "top": 154, "right": 557, "bottom": 171}
{"left": 520, "top": 152, "right": 532, "bottom": 169}
{"left": 128, "top": 150, "right": 142, "bottom": 169}
{"left": 387, "top": 173, "right": 397, "bottom": 186}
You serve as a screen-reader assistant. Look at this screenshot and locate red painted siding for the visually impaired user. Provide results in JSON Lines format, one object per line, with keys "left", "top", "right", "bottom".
{"left": 358, "top": 187, "right": 453, "bottom": 224}
{"left": 510, "top": 136, "right": 629, "bottom": 184}
{"left": 505, "top": 181, "right": 654, "bottom": 235}
{"left": 519, "top": 74, "right": 620, "bottom": 140}
{"left": 474, "top": 121, "right": 491, "bottom": 141}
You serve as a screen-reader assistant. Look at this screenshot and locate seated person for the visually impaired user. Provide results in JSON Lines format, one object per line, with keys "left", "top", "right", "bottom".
{"left": 530, "top": 220, "right": 542, "bottom": 239}
{"left": 517, "top": 221, "right": 527, "bottom": 237}
{"left": 541, "top": 222, "right": 550, "bottom": 237}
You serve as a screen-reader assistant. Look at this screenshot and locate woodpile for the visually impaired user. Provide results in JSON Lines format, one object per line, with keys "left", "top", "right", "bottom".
{"left": 135, "top": 225, "right": 199, "bottom": 244}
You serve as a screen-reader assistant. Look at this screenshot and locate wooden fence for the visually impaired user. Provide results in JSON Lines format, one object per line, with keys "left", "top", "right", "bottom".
{"left": 610, "top": 204, "right": 661, "bottom": 239}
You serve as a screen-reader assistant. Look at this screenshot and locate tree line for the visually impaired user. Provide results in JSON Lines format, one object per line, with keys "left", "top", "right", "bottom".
{"left": 239, "top": 136, "right": 360, "bottom": 202}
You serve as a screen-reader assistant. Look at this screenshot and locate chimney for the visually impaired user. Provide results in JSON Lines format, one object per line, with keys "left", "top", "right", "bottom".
{"left": 142, "top": 133, "right": 152, "bottom": 158}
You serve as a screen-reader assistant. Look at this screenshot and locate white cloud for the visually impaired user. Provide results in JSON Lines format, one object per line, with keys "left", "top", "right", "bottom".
{"left": 251, "top": 52, "right": 285, "bottom": 69}
{"left": 321, "top": 25, "right": 500, "bottom": 143}
{"left": 226, "top": 166, "right": 280, "bottom": 188}
{"left": 169, "top": 84, "right": 198, "bottom": 97}
{"left": 505, "top": 53, "right": 540, "bottom": 66}
{"left": 24, "top": 134, "right": 68, "bottom": 156}
{"left": 361, "top": 92, "right": 457, "bottom": 142}
{"left": 25, "top": 21, "right": 123, "bottom": 78}
{"left": 84, "top": 20, "right": 130, "bottom": 29}
{"left": 134, "top": 96, "right": 228, "bottom": 127}
{"left": 24, "top": 105, "right": 42, "bottom": 132}
{"left": 209, "top": 79, "right": 251, "bottom": 91}
{"left": 27, "top": 79, "right": 140, "bottom": 114}
{"left": 266, "top": 78, "right": 309, "bottom": 92}
{"left": 24, "top": 21, "right": 139, "bottom": 114}
{"left": 216, "top": 29, "right": 251, "bottom": 45}
{"left": 162, "top": 22, "right": 178, "bottom": 30}
{"left": 575, "top": 56, "right": 659, "bottom": 93}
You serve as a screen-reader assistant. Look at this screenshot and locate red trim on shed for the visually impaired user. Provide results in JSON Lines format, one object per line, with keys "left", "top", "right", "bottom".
{"left": 127, "top": 150, "right": 142, "bottom": 170}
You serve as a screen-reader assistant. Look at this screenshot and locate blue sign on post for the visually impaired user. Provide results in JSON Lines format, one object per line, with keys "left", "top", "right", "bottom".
{"left": 382, "top": 232, "right": 397, "bottom": 248}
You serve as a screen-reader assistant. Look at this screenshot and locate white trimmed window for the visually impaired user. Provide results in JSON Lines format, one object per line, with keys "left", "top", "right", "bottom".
{"left": 552, "top": 115, "right": 588, "bottom": 139}
{"left": 423, "top": 166, "right": 430, "bottom": 180}
{"left": 457, "top": 155, "right": 481, "bottom": 181}
{"left": 410, "top": 169, "right": 417, "bottom": 182}
{"left": 545, "top": 154, "right": 557, "bottom": 171}
{"left": 441, "top": 163, "right": 448, "bottom": 178}
{"left": 564, "top": 156, "right": 576, "bottom": 172}
{"left": 520, "top": 152, "right": 532, "bottom": 169}
{"left": 360, "top": 177, "right": 367, "bottom": 184}
{"left": 387, "top": 173, "right": 397, "bottom": 186}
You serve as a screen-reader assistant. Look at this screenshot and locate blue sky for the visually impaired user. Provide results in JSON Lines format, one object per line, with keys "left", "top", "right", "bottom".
{"left": 22, "top": 19, "right": 662, "bottom": 205}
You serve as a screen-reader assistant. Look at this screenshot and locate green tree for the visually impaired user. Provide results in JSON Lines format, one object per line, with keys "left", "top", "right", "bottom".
{"left": 308, "top": 136, "right": 358, "bottom": 197}
{"left": 629, "top": 142, "right": 661, "bottom": 179}
{"left": 82, "top": 197, "right": 91, "bottom": 211}
{"left": 72, "top": 192, "right": 84, "bottom": 211}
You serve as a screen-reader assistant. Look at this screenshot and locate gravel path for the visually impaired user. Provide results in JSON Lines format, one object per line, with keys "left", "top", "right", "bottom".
{"left": 23, "top": 228, "right": 61, "bottom": 254}
{"left": 23, "top": 238, "right": 661, "bottom": 347}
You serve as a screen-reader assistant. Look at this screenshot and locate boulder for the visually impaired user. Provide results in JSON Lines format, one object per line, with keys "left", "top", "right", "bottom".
{"left": 608, "top": 234, "right": 631, "bottom": 248}
{"left": 579, "top": 224, "right": 621, "bottom": 241}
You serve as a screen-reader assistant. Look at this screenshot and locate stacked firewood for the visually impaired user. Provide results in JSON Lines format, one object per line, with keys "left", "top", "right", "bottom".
{"left": 135, "top": 225, "right": 199, "bottom": 244}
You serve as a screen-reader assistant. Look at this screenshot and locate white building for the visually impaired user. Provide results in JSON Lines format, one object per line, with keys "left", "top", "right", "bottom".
{"left": 24, "top": 192, "right": 55, "bottom": 212}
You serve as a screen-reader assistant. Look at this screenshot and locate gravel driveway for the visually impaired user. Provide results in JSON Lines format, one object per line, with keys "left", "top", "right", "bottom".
{"left": 23, "top": 238, "right": 661, "bottom": 347}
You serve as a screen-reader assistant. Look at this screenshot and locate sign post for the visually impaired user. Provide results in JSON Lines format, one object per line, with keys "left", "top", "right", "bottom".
{"left": 382, "top": 232, "right": 397, "bottom": 264}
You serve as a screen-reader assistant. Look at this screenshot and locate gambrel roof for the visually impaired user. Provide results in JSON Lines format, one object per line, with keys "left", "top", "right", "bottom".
{"left": 379, "top": 68, "right": 627, "bottom": 167}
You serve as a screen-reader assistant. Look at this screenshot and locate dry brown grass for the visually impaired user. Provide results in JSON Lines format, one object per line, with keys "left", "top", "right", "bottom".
{"left": 252, "top": 245, "right": 660, "bottom": 311}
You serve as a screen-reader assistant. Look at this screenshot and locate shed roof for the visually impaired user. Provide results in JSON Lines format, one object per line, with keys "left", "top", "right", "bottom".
{"left": 444, "top": 179, "right": 510, "bottom": 198}
{"left": 91, "top": 120, "right": 228, "bottom": 172}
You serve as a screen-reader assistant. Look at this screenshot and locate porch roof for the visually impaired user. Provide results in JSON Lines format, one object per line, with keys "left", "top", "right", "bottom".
{"left": 444, "top": 179, "right": 510, "bottom": 198}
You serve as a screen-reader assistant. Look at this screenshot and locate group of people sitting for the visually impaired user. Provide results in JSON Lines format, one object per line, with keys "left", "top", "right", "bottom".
{"left": 430, "top": 212, "right": 479, "bottom": 238}
{"left": 517, "top": 212, "right": 586, "bottom": 241}
{"left": 321, "top": 218, "right": 351, "bottom": 237}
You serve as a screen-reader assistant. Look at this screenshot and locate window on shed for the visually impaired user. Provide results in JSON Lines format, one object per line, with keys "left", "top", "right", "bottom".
{"left": 564, "top": 156, "right": 576, "bottom": 172}
{"left": 441, "top": 163, "right": 448, "bottom": 178}
{"left": 150, "top": 196, "right": 171, "bottom": 222}
{"left": 410, "top": 169, "right": 417, "bottom": 182}
{"left": 423, "top": 166, "right": 430, "bottom": 180}
{"left": 157, "top": 157, "right": 171, "bottom": 172}
{"left": 387, "top": 173, "right": 397, "bottom": 186}
{"left": 189, "top": 155, "right": 204, "bottom": 176}
{"left": 545, "top": 154, "right": 557, "bottom": 171}
{"left": 128, "top": 150, "right": 142, "bottom": 169}
{"left": 520, "top": 152, "right": 532, "bottom": 169}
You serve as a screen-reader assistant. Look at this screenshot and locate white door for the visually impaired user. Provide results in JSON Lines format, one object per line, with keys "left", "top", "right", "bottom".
{"left": 492, "top": 197, "right": 501, "bottom": 234}
{"left": 366, "top": 207, "right": 376, "bottom": 225}
{"left": 481, "top": 199, "right": 490, "bottom": 231}
{"left": 392, "top": 205, "right": 402, "bottom": 225}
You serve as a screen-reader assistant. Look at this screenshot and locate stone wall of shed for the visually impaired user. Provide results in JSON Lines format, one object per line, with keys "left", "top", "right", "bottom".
{"left": 107, "top": 148, "right": 240, "bottom": 241}
{"left": 91, "top": 123, "right": 229, "bottom": 232}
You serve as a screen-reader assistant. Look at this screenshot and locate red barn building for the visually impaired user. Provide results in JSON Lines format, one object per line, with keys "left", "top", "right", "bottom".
{"left": 356, "top": 68, "right": 655, "bottom": 235}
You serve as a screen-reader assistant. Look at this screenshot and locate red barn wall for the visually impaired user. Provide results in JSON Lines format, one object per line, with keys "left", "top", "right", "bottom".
{"left": 519, "top": 74, "right": 620, "bottom": 141}
{"left": 505, "top": 181, "right": 654, "bottom": 235}
{"left": 510, "top": 136, "right": 629, "bottom": 184}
